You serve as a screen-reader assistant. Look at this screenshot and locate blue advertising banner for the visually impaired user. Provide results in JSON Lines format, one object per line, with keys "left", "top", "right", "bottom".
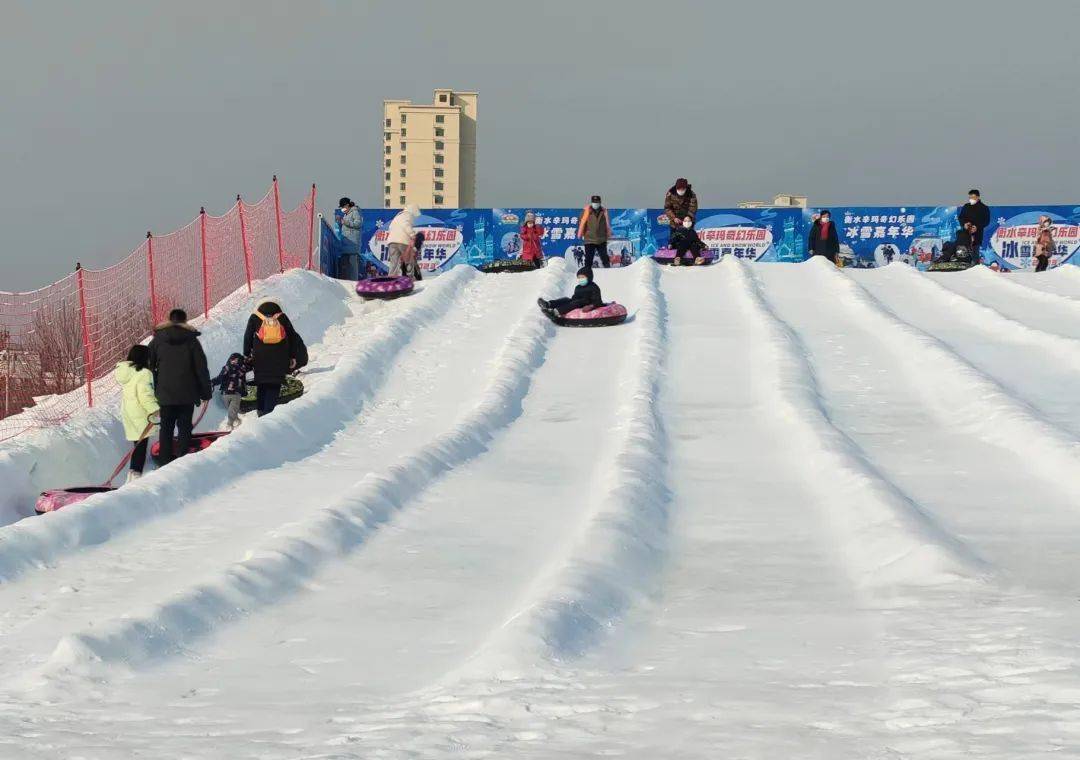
{"left": 491, "top": 208, "right": 659, "bottom": 268}
{"left": 361, "top": 208, "right": 493, "bottom": 274}
{"left": 651, "top": 208, "right": 809, "bottom": 262}
{"left": 983, "top": 206, "right": 1080, "bottom": 270}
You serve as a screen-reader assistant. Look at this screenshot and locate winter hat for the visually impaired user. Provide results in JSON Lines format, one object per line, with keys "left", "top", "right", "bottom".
{"left": 525, "top": 211, "right": 535, "bottom": 222}
{"left": 590, "top": 195, "right": 602, "bottom": 204}
{"left": 968, "top": 189, "right": 981, "bottom": 198}
{"left": 339, "top": 197, "right": 352, "bottom": 207}
{"left": 674, "top": 178, "right": 689, "bottom": 190}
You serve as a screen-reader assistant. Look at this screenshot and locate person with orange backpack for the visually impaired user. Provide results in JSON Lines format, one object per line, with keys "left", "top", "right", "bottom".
{"left": 243, "top": 299, "right": 303, "bottom": 417}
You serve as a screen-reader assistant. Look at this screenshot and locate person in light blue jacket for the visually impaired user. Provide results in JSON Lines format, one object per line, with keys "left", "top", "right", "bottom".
{"left": 339, "top": 198, "right": 362, "bottom": 253}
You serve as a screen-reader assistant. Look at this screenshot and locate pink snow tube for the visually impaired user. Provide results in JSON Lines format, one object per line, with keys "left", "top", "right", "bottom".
{"left": 549, "top": 302, "right": 628, "bottom": 328}
{"left": 356, "top": 276, "right": 414, "bottom": 299}
{"left": 652, "top": 247, "right": 717, "bottom": 265}
{"left": 35, "top": 486, "right": 116, "bottom": 514}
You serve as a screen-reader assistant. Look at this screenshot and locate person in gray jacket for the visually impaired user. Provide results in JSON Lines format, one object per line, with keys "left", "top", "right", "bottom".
{"left": 339, "top": 198, "right": 362, "bottom": 253}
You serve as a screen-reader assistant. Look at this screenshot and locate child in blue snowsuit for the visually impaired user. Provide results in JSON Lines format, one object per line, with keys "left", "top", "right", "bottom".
{"left": 212, "top": 353, "right": 249, "bottom": 429}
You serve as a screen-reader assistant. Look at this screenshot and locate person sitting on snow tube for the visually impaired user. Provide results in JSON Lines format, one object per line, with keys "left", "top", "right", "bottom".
{"left": 243, "top": 300, "right": 303, "bottom": 418}
{"left": 537, "top": 267, "right": 604, "bottom": 317}
{"left": 667, "top": 216, "right": 708, "bottom": 266}
{"left": 520, "top": 212, "right": 545, "bottom": 269}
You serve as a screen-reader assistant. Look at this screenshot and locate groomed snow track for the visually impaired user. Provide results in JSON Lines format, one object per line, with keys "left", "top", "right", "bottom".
{"left": 2, "top": 258, "right": 1080, "bottom": 758}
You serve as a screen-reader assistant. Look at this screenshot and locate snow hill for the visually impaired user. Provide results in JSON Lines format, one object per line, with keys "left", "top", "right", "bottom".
{"left": 2, "top": 256, "right": 1080, "bottom": 758}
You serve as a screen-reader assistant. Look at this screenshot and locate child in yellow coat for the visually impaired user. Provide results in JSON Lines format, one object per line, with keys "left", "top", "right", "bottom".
{"left": 114, "top": 344, "right": 160, "bottom": 483}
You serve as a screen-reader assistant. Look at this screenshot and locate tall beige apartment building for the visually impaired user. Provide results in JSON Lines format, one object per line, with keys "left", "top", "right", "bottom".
{"left": 382, "top": 89, "right": 477, "bottom": 209}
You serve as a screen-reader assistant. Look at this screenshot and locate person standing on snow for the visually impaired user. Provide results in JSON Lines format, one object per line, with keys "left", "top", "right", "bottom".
{"left": 243, "top": 300, "right": 303, "bottom": 417}
{"left": 808, "top": 209, "right": 840, "bottom": 263}
{"left": 148, "top": 309, "right": 212, "bottom": 466}
{"left": 115, "top": 344, "right": 160, "bottom": 482}
{"left": 386, "top": 204, "right": 420, "bottom": 276}
{"left": 1034, "top": 216, "right": 1055, "bottom": 272}
{"left": 577, "top": 195, "right": 613, "bottom": 269}
{"left": 338, "top": 198, "right": 362, "bottom": 253}
{"left": 957, "top": 189, "right": 991, "bottom": 252}
{"left": 520, "top": 212, "right": 545, "bottom": 268}
{"left": 212, "top": 353, "right": 249, "bottom": 429}
{"left": 663, "top": 178, "right": 698, "bottom": 230}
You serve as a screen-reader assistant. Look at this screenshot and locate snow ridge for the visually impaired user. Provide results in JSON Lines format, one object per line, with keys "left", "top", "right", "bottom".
{"left": 966, "top": 265, "right": 1080, "bottom": 313}
{"left": 37, "top": 260, "right": 571, "bottom": 681}
{"left": 823, "top": 262, "right": 1080, "bottom": 501}
{"left": 729, "top": 258, "right": 984, "bottom": 588}
{"left": 0, "top": 266, "right": 474, "bottom": 584}
{"left": 483, "top": 259, "right": 671, "bottom": 664}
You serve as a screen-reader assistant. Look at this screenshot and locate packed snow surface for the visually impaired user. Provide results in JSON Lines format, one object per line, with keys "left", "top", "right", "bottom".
{"left": 2, "top": 257, "right": 1080, "bottom": 758}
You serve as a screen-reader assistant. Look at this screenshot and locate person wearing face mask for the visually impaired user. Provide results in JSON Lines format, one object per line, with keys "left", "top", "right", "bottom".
{"left": 537, "top": 267, "right": 604, "bottom": 316}
{"left": 519, "top": 211, "right": 546, "bottom": 268}
{"left": 663, "top": 178, "right": 698, "bottom": 229}
{"left": 338, "top": 198, "right": 362, "bottom": 252}
{"left": 808, "top": 209, "right": 840, "bottom": 264}
{"left": 957, "top": 189, "right": 991, "bottom": 252}
{"left": 577, "top": 195, "right": 613, "bottom": 269}
{"left": 667, "top": 216, "right": 707, "bottom": 265}
{"left": 1034, "top": 215, "right": 1055, "bottom": 272}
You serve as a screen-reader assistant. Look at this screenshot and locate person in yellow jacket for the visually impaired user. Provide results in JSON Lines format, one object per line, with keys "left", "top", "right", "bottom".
{"left": 114, "top": 344, "right": 160, "bottom": 483}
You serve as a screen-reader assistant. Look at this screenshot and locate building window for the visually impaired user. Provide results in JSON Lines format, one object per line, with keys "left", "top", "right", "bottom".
{"left": 435, "top": 181, "right": 444, "bottom": 191}
{"left": 385, "top": 200, "right": 391, "bottom": 208}
{"left": 434, "top": 154, "right": 444, "bottom": 164}
{"left": 435, "top": 127, "right": 444, "bottom": 137}
{"left": 385, "top": 158, "right": 391, "bottom": 167}
{"left": 399, "top": 169, "right": 406, "bottom": 178}
{"left": 435, "top": 141, "right": 444, "bottom": 150}
{"left": 399, "top": 143, "right": 405, "bottom": 152}
{"left": 384, "top": 185, "right": 390, "bottom": 194}
{"left": 399, "top": 182, "right": 406, "bottom": 192}
{"left": 384, "top": 145, "right": 391, "bottom": 154}
{"left": 401, "top": 114, "right": 406, "bottom": 123}
{"left": 385, "top": 118, "right": 391, "bottom": 127}
{"left": 400, "top": 129, "right": 406, "bottom": 137}
{"left": 435, "top": 168, "right": 444, "bottom": 177}
{"left": 439, "top": 94, "right": 447, "bottom": 103}
{"left": 436, "top": 114, "right": 445, "bottom": 124}
{"left": 385, "top": 172, "right": 390, "bottom": 180}
{"left": 434, "top": 195, "right": 444, "bottom": 205}
{"left": 399, "top": 195, "right": 406, "bottom": 204}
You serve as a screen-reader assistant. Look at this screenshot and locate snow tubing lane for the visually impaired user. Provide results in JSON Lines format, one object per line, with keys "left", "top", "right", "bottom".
{"left": 239, "top": 375, "right": 305, "bottom": 414}
{"left": 479, "top": 258, "right": 543, "bottom": 274}
{"left": 652, "top": 247, "right": 717, "bottom": 266}
{"left": 149, "top": 431, "right": 230, "bottom": 466}
{"left": 36, "top": 486, "right": 117, "bottom": 514}
{"left": 544, "top": 302, "right": 628, "bottom": 327}
{"left": 356, "top": 276, "right": 414, "bottom": 299}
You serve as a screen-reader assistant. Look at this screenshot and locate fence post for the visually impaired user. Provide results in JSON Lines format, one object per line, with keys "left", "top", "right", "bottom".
{"left": 146, "top": 231, "right": 158, "bottom": 324}
{"left": 272, "top": 175, "right": 286, "bottom": 273}
{"left": 75, "top": 263, "right": 94, "bottom": 408}
{"left": 4, "top": 348, "right": 12, "bottom": 419}
{"left": 200, "top": 207, "right": 211, "bottom": 319}
{"left": 237, "top": 194, "right": 253, "bottom": 293}
{"left": 307, "top": 183, "right": 317, "bottom": 270}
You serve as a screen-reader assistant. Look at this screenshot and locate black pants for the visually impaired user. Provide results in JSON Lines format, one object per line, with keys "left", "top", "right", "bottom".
{"left": 158, "top": 403, "right": 194, "bottom": 465}
{"left": 547, "top": 296, "right": 590, "bottom": 316}
{"left": 1035, "top": 255, "right": 1049, "bottom": 272}
{"left": 130, "top": 438, "right": 149, "bottom": 473}
{"left": 256, "top": 383, "right": 281, "bottom": 417}
{"left": 583, "top": 243, "right": 610, "bottom": 269}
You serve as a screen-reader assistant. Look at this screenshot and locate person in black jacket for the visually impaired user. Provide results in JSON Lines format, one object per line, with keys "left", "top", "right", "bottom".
{"left": 668, "top": 216, "right": 707, "bottom": 265}
{"left": 243, "top": 299, "right": 303, "bottom": 417}
{"left": 808, "top": 209, "right": 840, "bottom": 263}
{"left": 537, "top": 267, "right": 605, "bottom": 316}
{"left": 957, "top": 189, "right": 991, "bottom": 250}
{"left": 148, "top": 308, "right": 213, "bottom": 465}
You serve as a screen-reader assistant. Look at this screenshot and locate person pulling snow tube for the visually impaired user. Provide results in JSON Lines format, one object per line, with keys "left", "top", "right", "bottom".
{"left": 36, "top": 486, "right": 115, "bottom": 514}
{"left": 479, "top": 258, "right": 543, "bottom": 274}
{"left": 652, "top": 247, "right": 717, "bottom": 266}
{"left": 240, "top": 374, "right": 304, "bottom": 413}
{"left": 544, "top": 302, "right": 628, "bottom": 327}
{"left": 356, "top": 276, "right": 413, "bottom": 299}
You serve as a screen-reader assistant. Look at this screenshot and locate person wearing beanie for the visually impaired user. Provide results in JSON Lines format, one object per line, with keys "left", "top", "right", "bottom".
{"left": 663, "top": 178, "right": 699, "bottom": 230}
{"left": 537, "top": 267, "right": 605, "bottom": 316}
{"left": 577, "top": 195, "right": 613, "bottom": 269}
{"left": 957, "top": 189, "right": 991, "bottom": 252}
{"left": 808, "top": 209, "right": 840, "bottom": 263}
{"left": 338, "top": 197, "right": 362, "bottom": 253}
{"left": 520, "top": 211, "right": 546, "bottom": 268}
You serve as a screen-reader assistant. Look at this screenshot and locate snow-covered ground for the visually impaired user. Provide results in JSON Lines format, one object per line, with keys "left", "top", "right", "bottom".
{"left": 2, "top": 257, "right": 1080, "bottom": 758}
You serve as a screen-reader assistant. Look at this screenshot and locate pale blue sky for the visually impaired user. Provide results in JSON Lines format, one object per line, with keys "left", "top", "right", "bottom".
{"left": 2, "top": 0, "right": 1078, "bottom": 289}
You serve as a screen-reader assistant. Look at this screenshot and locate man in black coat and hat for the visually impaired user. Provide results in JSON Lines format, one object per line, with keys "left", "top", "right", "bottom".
{"left": 148, "top": 308, "right": 213, "bottom": 465}
{"left": 957, "top": 189, "right": 991, "bottom": 251}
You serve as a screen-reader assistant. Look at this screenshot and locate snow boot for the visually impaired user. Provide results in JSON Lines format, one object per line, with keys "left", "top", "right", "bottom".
{"left": 125, "top": 470, "right": 142, "bottom": 485}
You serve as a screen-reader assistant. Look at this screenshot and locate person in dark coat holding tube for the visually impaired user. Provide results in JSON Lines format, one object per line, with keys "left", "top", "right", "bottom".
{"left": 537, "top": 267, "right": 604, "bottom": 316}
{"left": 808, "top": 209, "right": 840, "bottom": 263}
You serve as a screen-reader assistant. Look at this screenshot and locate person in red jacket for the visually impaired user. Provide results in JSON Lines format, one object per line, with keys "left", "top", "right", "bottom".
{"left": 519, "top": 211, "right": 545, "bottom": 268}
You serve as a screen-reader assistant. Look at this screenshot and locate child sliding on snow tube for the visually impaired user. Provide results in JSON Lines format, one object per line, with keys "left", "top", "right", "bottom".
{"left": 114, "top": 344, "right": 160, "bottom": 483}
{"left": 537, "top": 267, "right": 604, "bottom": 316}
{"left": 668, "top": 216, "right": 707, "bottom": 265}
{"left": 212, "top": 352, "right": 249, "bottom": 430}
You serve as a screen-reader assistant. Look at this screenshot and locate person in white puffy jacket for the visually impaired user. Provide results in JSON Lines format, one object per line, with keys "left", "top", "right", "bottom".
{"left": 385, "top": 204, "right": 420, "bottom": 276}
